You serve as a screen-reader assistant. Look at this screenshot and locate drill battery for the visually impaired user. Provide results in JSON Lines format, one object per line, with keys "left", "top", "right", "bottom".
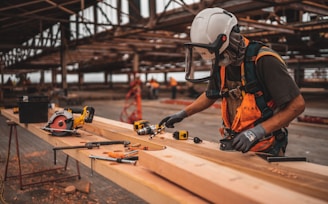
{"left": 173, "top": 130, "right": 188, "bottom": 140}
{"left": 133, "top": 120, "right": 150, "bottom": 132}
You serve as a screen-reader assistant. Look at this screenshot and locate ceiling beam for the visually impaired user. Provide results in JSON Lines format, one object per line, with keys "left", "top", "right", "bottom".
{"left": 239, "top": 18, "right": 296, "bottom": 34}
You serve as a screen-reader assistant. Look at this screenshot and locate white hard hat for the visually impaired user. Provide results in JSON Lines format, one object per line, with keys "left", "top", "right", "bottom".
{"left": 190, "top": 7, "right": 238, "bottom": 55}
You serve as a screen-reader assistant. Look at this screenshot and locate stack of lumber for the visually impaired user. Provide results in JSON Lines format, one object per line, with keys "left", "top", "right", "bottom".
{"left": 1, "top": 108, "right": 328, "bottom": 204}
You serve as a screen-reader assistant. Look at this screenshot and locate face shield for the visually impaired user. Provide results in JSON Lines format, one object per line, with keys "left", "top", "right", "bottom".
{"left": 185, "top": 34, "right": 227, "bottom": 83}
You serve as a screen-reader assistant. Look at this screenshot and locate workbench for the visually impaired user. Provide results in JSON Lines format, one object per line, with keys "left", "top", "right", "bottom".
{"left": 1, "top": 108, "right": 328, "bottom": 204}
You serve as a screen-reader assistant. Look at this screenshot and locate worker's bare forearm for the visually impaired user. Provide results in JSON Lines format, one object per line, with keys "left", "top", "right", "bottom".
{"left": 261, "top": 94, "right": 305, "bottom": 134}
{"left": 184, "top": 92, "right": 217, "bottom": 116}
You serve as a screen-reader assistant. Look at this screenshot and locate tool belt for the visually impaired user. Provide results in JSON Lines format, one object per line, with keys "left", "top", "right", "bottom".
{"left": 219, "top": 128, "right": 287, "bottom": 153}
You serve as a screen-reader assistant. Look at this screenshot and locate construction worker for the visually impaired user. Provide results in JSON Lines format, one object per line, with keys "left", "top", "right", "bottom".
{"left": 169, "top": 77, "right": 178, "bottom": 99}
{"left": 159, "top": 8, "right": 305, "bottom": 156}
{"left": 149, "top": 78, "right": 160, "bottom": 99}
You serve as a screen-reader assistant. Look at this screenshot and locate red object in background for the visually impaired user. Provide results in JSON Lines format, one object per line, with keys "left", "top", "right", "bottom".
{"left": 297, "top": 115, "right": 328, "bottom": 125}
{"left": 120, "top": 78, "right": 142, "bottom": 124}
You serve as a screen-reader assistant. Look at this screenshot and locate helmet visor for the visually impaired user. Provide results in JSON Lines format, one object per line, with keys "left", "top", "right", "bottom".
{"left": 185, "top": 45, "right": 213, "bottom": 83}
{"left": 184, "top": 34, "right": 227, "bottom": 83}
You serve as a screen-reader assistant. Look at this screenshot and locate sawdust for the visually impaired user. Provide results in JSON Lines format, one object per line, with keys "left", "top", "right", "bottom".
{"left": 268, "top": 167, "right": 298, "bottom": 179}
{"left": 24, "top": 151, "right": 47, "bottom": 158}
{"left": 3, "top": 176, "right": 98, "bottom": 204}
{"left": 64, "top": 185, "right": 76, "bottom": 193}
{"left": 1, "top": 159, "right": 113, "bottom": 203}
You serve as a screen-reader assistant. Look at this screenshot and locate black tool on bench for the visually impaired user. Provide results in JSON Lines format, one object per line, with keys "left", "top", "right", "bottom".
{"left": 255, "top": 152, "right": 307, "bottom": 163}
{"left": 266, "top": 156, "right": 307, "bottom": 162}
{"left": 53, "top": 140, "right": 131, "bottom": 164}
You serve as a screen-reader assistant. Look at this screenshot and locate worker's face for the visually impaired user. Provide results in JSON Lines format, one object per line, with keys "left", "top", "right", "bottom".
{"left": 185, "top": 46, "right": 236, "bottom": 82}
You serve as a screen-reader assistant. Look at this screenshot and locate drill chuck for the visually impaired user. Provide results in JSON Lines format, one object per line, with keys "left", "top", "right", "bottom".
{"left": 137, "top": 125, "right": 156, "bottom": 135}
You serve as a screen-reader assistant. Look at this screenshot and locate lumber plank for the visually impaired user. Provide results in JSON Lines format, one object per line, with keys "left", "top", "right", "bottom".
{"left": 1, "top": 109, "right": 208, "bottom": 204}
{"left": 83, "top": 115, "right": 328, "bottom": 202}
{"left": 279, "top": 162, "right": 328, "bottom": 177}
{"left": 139, "top": 147, "right": 326, "bottom": 204}
{"left": 158, "top": 139, "right": 328, "bottom": 201}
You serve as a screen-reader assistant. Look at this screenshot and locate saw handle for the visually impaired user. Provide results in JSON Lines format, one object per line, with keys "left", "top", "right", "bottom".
{"left": 65, "top": 106, "right": 95, "bottom": 123}
{"left": 65, "top": 107, "right": 83, "bottom": 114}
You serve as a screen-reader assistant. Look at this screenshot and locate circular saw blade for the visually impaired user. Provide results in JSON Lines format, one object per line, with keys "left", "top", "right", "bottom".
{"left": 49, "top": 114, "right": 73, "bottom": 136}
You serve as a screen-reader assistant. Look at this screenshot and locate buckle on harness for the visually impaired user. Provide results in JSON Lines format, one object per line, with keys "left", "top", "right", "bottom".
{"left": 244, "top": 81, "right": 258, "bottom": 93}
{"left": 220, "top": 88, "right": 229, "bottom": 98}
{"left": 220, "top": 87, "right": 242, "bottom": 100}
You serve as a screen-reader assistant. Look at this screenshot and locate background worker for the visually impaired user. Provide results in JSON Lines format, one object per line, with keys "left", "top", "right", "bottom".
{"left": 149, "top": 78, "right": 159, "bottom": 99}
{"left": 169, "top": 76, "right": 178, "bottom": 99}
{"left": 159, "top": 7, "right": 305, "bottom": 156}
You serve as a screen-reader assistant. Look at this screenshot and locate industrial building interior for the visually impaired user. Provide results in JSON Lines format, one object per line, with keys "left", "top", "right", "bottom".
{"left": 1, "top": 0, "right": 327, "bottom": 103}
{"left": 0, "top": 1, "right": 328, "bottom": 203}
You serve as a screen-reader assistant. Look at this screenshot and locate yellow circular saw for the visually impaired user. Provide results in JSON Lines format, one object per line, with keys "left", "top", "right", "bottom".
{"left": 43, "top": 106, "right": 95, "bottom": 136}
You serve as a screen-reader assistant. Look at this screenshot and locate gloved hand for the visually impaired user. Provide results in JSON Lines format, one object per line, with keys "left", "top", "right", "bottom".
{"left": 159, "top": 110, "right": 187, "bottom": 128}
{"left": 232, "top": 124, "right": 266, "bottom": 153}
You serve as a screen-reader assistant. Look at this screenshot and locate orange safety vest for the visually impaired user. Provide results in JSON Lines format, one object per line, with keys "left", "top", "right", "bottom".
{"left": 220, "top": 38, "right": 286, "bottom": 152}
{"left": 170, "top": 78, "right": 178, "bottom": 87}
{"left": 150, "top": 80, "right": 159, "bottom": 88}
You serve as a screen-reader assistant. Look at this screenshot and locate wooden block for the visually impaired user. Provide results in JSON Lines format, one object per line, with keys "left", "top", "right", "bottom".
{"left": 64, "top": 185, "right": 76, "bottom": 194}
{"left": 139, "top": 147, "right": 326, "bottom": 204}
{"left": 72, "top": 180, "right": 91, "bottom": 193}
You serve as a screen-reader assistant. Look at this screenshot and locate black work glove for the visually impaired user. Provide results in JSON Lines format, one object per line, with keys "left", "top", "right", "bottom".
{"left": 232, "top": 125, "right": 266, "bottom": 153}
{"left": 159, "top": 110, "right": 187, "bottom": 128}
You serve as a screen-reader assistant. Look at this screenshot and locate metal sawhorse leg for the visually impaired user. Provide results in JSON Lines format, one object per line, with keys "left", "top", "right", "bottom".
{"left": 4, "top": 120, "right": 81, "bottom": 190}
{"left": 4, "top": 120, "right": 23, "bottom": 189}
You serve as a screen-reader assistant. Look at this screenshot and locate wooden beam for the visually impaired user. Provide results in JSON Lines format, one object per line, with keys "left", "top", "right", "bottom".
{"left": 139, "top": 147, "right": 325, "bottom": 204}
{"left": 239, "top": 18, "right": 296, "bottom": 34}
{"left": 83, "top": 116, "right": 328, "bottom": 202}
